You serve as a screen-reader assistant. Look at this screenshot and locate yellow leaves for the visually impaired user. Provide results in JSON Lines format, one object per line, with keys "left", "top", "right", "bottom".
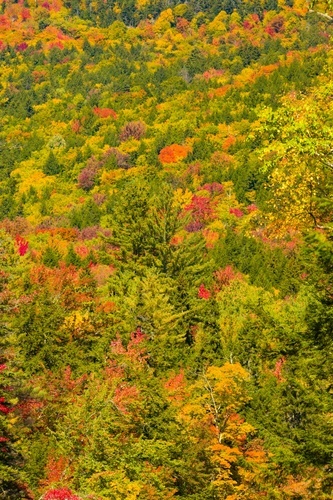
{"left": 63, "top": 311, "right": 94, "bottom": 339}
{"left": 206, "top": 363, "right": 250, "bottom": 402}
{"left": 113, "top": 2, "right": 122, "bottom": 15}
{"left": 256, "top": 77, "right": 333, "bottom": 235}
{"left": 173, "top": 188, "right": 193, "bottom": 208}
{"left": 157, "top": 8, "right": 174, "bottom": 23}
{"left": 118, "top": 138, "right": 140, "bottom": 154}
{"left": 100, "top": 170, "right": 123, "bottom": 185}
{"left": 136, "top": 0, "right": 150, "bottom": 10}
{"left": 153, "top": 8, "right": 174, "bottom": 33}
{"left": 107, "top": 20, "right": 127, "bottom": 39}
{"left": 17, "top": 170, "right": 53, "bottom": 195}
{"left": 207, "top": 11, "right": 228, "bottom": 36}
{"left": 210, "top": 443, "right": 241, "bottom": 463}
{"left": 101, "top": 165, "right": 146, "bottom": 187}
{"left": 208, "top": 220, "right": 224, "bottom": 231}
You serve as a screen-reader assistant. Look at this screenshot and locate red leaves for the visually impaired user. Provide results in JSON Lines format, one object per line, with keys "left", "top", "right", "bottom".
{"left": 265, "top": 16, "right": 284, "bottom": 36}
{"left": 201, "top": 182, "right": 224, "bottom": 195}
{"left": 0, "top": 397, "right": 11, "bottom": 414}
{"left": 15, "top": 235, "right": 29, "bottom": 256}
{"left": 110, "top": 328, "right": 148, "bottom": 366}
{"left": 214, "top": 265, "right": 241, "bottom": 288}
{"left": 247, "top": 203, "right": 257, "bottom": 213}
{"left": 16, "top": 42, "right": 28, "bottom": 52}
{"left": 21, "top": 8, "right": 31, "bottom": 21}
{"left": 185, "top": 196, "right": 215, "bottom": 223}
{"left": 243, "top": 20, "right": 254, "bottom": 30}
{"left": 229, "top": 207, "right": 244, "bottom": 218}
{"left": 198, "top": 284, "right": 211, "bottom": 300}
{"left": 93, "top": 107, "right": 117, "bottom": 119}
{"left": 44, "top": 488, "right": 80, "bottom": 500}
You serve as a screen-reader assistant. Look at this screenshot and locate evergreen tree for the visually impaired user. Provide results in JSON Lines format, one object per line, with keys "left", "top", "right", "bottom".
{"left": 43, "top": 151, "right": 62, "bottom": 176}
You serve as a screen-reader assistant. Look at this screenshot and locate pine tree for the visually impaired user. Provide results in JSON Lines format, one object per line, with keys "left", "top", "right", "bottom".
{"left": 43, "top": 151, "right": 62, "bottom": 176}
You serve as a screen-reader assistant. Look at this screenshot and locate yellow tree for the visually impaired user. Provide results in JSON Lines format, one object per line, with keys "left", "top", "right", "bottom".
{"left": 180, "top": 363, "right": 269, "bottom": 499}
{"left": 256, "top": 80, "right": 333, "bottom": 235}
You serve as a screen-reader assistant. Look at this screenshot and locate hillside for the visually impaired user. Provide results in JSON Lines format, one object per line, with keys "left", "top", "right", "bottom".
{"left": 1, "top": 0, "right": 333, "bottom": 498}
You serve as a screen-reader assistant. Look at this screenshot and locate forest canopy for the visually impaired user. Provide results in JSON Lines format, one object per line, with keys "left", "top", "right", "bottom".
{"left": 1, "top": 0, "right": 333, "bottom": 498}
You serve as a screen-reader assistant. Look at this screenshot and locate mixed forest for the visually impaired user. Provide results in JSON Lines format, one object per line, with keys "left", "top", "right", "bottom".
{"left": 1, "top": 0, "right": 333, "bottom": 498}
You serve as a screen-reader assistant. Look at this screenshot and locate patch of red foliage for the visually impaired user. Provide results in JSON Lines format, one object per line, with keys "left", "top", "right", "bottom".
{"left": 44, "top": 488, "right": 80, "bottom": 500}
{"left": 214, "top": 265, "right": 241, "bottom": 287}
{"left": 185, "top": 195, "right": 215, "bottom": 222}
{"left": 15, "top": 235, "right": 29, "bottom": 256}
{"left": 16, "top": 42, "right": 28, "bottom": 52}
{"left": 198, "top": 284, "right": 211, "bottom": 300}
{"left": 229, "top": 207, "right": 244, "bottom": 218}
{"left": 247, "top": 204, "right": 257, "bottom": 213}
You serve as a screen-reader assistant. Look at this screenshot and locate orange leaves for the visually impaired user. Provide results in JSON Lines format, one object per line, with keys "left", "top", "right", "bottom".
{"left": 176, "top": 362, "right": 269, "bottom": 498}
{"left": 30, "top": 264, "right": 95, "bottom": 309}
{"left": 88, "top": 263, "right": 115, "bottom": 286}
{"left": 245, "top": 445, "right": 267, "bottom": 465}
{"left": 202, "top": 69, "right": 224, "bottom": 81}
{"left": 281, "top": 475, "right": 313, "bottom": 498}
{"left": 36, "top": 227, "right": 78, "bottom": 241}
{"left": 93, "top": 107, "right": 118, "bottom": 119}
{"left": 223, "top": 135, "right": 236, "bottom": 151}
{"left": 71, "top": 119, "right": 81, "bottom": 134}
{"left": 202, "top": 228, "right": 219, "bottom": 249}
{"left": 164, "top": 370, "right": 188, "bottom": 405}
{"left": 158, "top": 144, "right": 191, "bottom": 164}
{"left": 41, "top": 455, "right": 71, "bottom": 488}
{"left": 97, "top": 300, "right": 116, "bottom": 314}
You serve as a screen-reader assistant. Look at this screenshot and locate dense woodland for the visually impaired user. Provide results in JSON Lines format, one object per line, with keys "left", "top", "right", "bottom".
{"left": 1, "top": 0, "right": 333, "bottom": 498}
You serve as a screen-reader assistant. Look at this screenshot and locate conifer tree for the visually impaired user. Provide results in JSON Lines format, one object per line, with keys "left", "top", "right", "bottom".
{"left": 43, "top": 152, "right": 62, "bottom": 176}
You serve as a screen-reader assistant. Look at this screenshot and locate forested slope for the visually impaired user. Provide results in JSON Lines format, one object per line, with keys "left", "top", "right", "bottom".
{"left": 1, "top": 0, "right": 333, "bottom": 498}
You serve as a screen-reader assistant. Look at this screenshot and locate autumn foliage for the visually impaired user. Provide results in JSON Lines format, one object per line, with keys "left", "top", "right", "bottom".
{"left": 0, "top": 0, "right": 333, "bottom": 498}
{"left": 159, "top": 144, "right": 191, "bottom": 163}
